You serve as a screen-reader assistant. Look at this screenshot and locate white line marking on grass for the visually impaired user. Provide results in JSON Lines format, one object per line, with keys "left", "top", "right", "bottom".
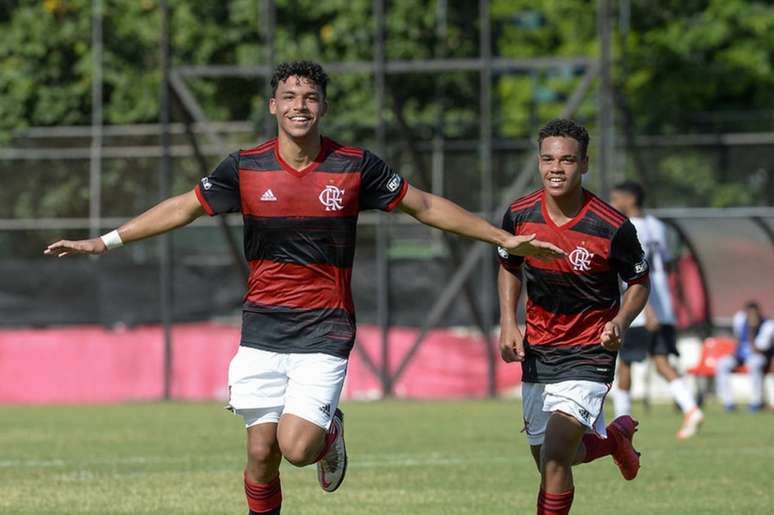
{"left": 3, "top": 446, "right": 774, "bottom": 470}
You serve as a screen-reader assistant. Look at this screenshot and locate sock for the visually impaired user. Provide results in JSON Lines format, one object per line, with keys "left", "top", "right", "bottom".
{"left": 581, "top": 432, "right": 615, "bottom": 463}
{"left": 537, "top": 488, "right": 575, "bottom": 515}
{"left": 611, "top": 388, "right": 631, "bottom": 418}
{"left": 244, "top": 472, "right": 281, "bottom": 515}
{"left": 313, "top": 421, "right": 339, "bottom": 463}
{"left": 668, "top": 377, "right": 697, "bottom": 413}
{"left": 765, "top": 376, "right": 774, "bottom": 408}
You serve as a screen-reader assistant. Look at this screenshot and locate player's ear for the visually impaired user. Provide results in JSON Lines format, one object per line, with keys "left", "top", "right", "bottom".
{"left": 269, "top": 97, "right": 277, "bottom": 116}
{"left": 580, "top": 155, "right": 589, "bottom": 175}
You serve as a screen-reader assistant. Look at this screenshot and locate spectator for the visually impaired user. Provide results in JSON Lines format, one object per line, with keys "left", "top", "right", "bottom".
{"left": 716, "top": 302, "right": 771, "bottom": 412}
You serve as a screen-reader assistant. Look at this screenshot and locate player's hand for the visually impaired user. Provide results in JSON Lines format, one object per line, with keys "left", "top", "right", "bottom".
{"left": 501, "top": 233, "right": 565, "bottom": 261}
{"left": 600, "top": 321, "right": 623, "bottom": 351}
{"left": 499, "top": 323, "right": 525, "bottom": 363}
{"left": 44, "top": 238, "right": 107, "bottom": 258}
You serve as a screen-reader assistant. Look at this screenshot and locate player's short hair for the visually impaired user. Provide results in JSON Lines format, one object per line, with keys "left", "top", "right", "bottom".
{"left": 612, "top": 180, "right": 646, "bottom": 208}
{"left": 538, "top": 119, "right": 590, "bottom": 158}
{"left": 271, "top": 61, "right": 329, "bottom": 98}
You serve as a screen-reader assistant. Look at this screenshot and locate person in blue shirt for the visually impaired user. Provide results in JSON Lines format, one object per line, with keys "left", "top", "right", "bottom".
{"left": 716, "top": 301, "right": 770, "bottom": 411}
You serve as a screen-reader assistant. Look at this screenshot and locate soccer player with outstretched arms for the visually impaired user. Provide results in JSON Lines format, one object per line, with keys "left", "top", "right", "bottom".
{"left": 497, "top": 119, "right": 650, "bottom": 515}
{"left": 45, "top": 61, "right": 564, "bottom": 515}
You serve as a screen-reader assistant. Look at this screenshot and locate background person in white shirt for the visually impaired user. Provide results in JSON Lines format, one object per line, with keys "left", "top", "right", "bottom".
{"left": 610, "top": 181, "right": 704, "bottom": 439}
{"left": 716, "top": 302, "right": 773, "bottom": 412}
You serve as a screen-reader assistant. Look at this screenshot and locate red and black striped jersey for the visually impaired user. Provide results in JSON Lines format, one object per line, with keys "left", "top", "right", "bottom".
{"left": 195, "top": 137, "right": 408, "bottom": 358}
{"left": 498, "top": 188, "right": 649, "bottom": 383}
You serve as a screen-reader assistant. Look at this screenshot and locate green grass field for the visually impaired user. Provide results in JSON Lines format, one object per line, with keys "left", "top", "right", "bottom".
{"left": 1, "top": 400, "right": 772, "bottom": 514}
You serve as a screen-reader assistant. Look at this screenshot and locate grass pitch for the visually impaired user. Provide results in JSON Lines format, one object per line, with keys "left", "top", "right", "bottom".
{"left": 1, "top": 400, "right": 772, "bottom": 514}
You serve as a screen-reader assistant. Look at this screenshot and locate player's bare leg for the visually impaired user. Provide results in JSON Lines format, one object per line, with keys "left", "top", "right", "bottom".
{"left": 652, "top": 355, "right": 704, "bottom": 438}
{"left": 277, "top": 414, "right": 328, "bottom": 465}
{"left": 652, "top": 354, "right": 678, "bottom": 382}
{"left": 530, "top": 445, "right": 542, "bottom": 469}
{"left": 536, "top": 412, "right": 584, "bottom": 514}
{"left": 245, "top": 423, "right": 283, "bottom": 515}
{"left": 278, "top": 412, "right": 347, "bottom": 492}
{"left": 530, "top": 440, "right": 592, "bottom": 472}
{"left": 541, "top": 412, "right": 585, "bottom": 491}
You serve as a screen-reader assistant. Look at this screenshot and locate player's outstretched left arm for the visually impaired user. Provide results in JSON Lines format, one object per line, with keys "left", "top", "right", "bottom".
{"left": 398, "top": 184, "right": 565, "bottom": 260}
{"left": 601, "top": 279, "right": 650, "bottom": 351}
{"left": 44, "top": 189, "right": 205, "bottom": 258}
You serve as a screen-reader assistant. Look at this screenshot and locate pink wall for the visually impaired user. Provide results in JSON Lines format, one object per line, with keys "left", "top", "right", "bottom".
{"left": 0, "top": 323, "right": 521, "bottom": 404}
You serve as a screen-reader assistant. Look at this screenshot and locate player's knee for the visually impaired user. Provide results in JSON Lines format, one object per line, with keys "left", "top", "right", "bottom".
{"left": 542, "top": 444, "right": 573, "bottom": 466}
{"left": 247, "top": 439, "right": 280, "bottom": 466}
{"left": 542, "top": 455, "right": 571, "bottom": 478}
{"left": 747, "top": 355, "right": 766, "bottom": 370}
{"left": 279, "top": 439, "right": 318, "bottom": 467}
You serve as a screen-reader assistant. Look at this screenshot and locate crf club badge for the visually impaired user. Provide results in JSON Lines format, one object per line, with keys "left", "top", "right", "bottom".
{"left": 569, "top": 245, "right": 594, "bottom": 271}
{"left": 319, "top": 185, "right": 345, "bottom": 211}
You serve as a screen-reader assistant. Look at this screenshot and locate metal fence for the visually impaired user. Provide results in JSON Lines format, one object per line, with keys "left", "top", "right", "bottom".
{"left": 1, "top": 0, "right": 772, "bottom": 398}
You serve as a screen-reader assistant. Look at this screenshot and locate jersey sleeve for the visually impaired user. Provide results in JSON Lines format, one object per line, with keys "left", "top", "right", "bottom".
{"left": 194, "top": 152, "right": 241, "bottom": 216}
{"left": 497, "top": 208, "right": 524, "bottom": 275}
{"left": 610, "top": 220, "right": 649, "bottom": 284}
{"left": 654, "top": 217, "right": 674, "bottom": 264}
{"left": 754, "top": 320, "right": 774, "bottom": 352}
{"left": 359, "top": 150, "right": 408, "bottom": 211}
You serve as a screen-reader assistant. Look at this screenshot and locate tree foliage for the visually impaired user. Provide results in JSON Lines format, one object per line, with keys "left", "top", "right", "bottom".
{"left": 0, "top": 0, "right": 772, "bottom": 209}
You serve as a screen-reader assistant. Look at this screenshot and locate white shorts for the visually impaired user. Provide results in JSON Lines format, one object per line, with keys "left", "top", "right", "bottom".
{"left": 521, "top": 380, "right": 611, "bottom": 446}
{"left": 228, "top": 346, "right": 348, "bottom": 430}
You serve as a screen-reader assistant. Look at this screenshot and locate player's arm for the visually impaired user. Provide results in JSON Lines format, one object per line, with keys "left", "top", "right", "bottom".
{"left": 603, "top": 219, "right": 652, "bottom": 350}
{"left": 753, "top": 320, "right": 774, "bottom": 353}
{"left": 602, "top": 279, "right": 650, "bottom": 351}
{"left": 398, "top": 184, "right": 565, "bottom": 259}
{"left": 498, "top": 264, "right": 525, "bottom": 362}
{"left": 44, "top": 189, "right": 205, "bottom": 258}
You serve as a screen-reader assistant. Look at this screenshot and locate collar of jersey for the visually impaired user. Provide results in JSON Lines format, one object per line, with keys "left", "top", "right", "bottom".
{"left": 274, "top": 136, "right": 329, "bottom": 178}
{"left": 541, "top": 188, "right": 592, "bottom": 232}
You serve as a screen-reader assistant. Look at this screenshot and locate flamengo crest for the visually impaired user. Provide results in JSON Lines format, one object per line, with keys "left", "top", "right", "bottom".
{"left": 569, "top": 245, "right": 594, "bottom": 271}
{"left": 319, "top": 185, "right": 345, "bottom": 211}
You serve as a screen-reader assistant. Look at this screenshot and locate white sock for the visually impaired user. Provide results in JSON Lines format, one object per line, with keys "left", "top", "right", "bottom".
{"left": 611, "top": 388, "right": 631, "bottom": 418}
{"left": 765, "top": 375, "right": 774, "bottom": 408}
{"left": 669, "top": 377, "right": 697, "bottom": 413}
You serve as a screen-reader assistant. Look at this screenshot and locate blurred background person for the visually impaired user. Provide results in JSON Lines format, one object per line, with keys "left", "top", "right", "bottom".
{"left": 610, "top": 181, "right": 703, "bottom": 439}
{"left": 716, "top": 302, "right": 772, "bottom": 412}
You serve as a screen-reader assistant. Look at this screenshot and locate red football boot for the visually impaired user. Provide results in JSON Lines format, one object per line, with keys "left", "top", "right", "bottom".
{"left": 607, "top": 415, "right": 641, "bottom": 481}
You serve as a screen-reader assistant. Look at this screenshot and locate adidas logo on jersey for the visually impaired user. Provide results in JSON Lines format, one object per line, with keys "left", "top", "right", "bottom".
{"left": 319, "top": 403, "right": 331, "bottom": 418}
{"left": 260, "top": 189, "right": 277, "bottom": 202}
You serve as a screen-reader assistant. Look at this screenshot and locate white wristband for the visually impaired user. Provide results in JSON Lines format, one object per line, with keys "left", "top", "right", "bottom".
{"left": 100, "top": 230, "right": 124, "bottom": 250}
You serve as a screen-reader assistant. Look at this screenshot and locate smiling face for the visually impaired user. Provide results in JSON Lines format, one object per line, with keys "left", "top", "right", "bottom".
{"left": 538, "top": 136, "right": 588, "bottom": 199}
{"left": 269, "top": 75, "right": 327, "bottom": 141}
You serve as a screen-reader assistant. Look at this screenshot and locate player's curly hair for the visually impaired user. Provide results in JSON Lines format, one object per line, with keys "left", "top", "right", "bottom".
{"left": 270, "top": 61, "right": 329, "bottom": 97}
{"left": 538, "top": 119, "right": 590, "bottom": 157}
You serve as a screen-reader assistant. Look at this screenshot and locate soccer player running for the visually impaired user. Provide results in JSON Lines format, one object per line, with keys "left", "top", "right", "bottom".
{"left": 44, "top": 61, "right": 564, "bottom": 515}
{"left": 497, "top": 119, "right": 650, "bottom": 515}
{"left": 609, "top": 181, "right": 704, "bottom": 438}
